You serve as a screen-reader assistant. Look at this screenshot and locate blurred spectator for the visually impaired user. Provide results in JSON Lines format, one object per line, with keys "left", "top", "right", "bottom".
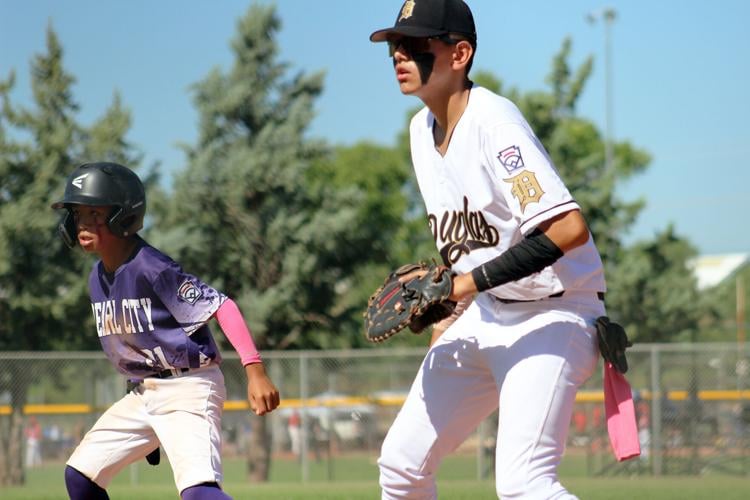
{"left": 237, "top": 420, "right": 252, "bottom": 455}
{"left": 45, "top": 423, "right": 63, "bottom": 459}
{"left": 24, "top": 416, "right": 42, "bottom": 467}
{"left": 634, "top": 391, "right": 651, "bottom": 461}
{"left": 661, "top": 389, "right": 679, "bottom": 424}
{"left": 661, "top": 389, "right": 684, "bottom": 447}
{"left": 570, "top": 408, "right": 589, "bottom": 446}
{"left": 310, "top": 417, "right": 326, "bottom": 462}
{"left": 288, "top": 410, "right": 301, "bottom": 456}
{"left": 731, "top": 403, "right": 750, "bottom": 439}
{"left": 591, "top": 404, "right": 604, "bottom": 429}
{"left": 73, "top": 419, "right": 86, "bottom": 443}
{"left": 573, "top": 409, "right": 587, "bottom": 434}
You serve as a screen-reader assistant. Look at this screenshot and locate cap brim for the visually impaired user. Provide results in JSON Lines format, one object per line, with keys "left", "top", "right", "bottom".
{"left": 370, "top": 25, "right": 447, "bottom": 42}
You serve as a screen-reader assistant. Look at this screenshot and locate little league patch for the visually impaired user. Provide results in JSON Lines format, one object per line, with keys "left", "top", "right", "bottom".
{"left": 497, "top": 145, "right": 524, "bottom": 173}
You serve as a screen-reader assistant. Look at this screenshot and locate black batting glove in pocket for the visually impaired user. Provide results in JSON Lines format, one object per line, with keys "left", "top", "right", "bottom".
{"left": 595, "top": 316, "right": 632, "bottom": 374}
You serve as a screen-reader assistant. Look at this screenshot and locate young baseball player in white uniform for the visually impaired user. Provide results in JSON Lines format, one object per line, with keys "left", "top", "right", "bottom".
{"left": 52, "top": 162, "right": 280, "bottom": 500}
{"left": 371, "top": 1, "right": 607, "bottom": 498}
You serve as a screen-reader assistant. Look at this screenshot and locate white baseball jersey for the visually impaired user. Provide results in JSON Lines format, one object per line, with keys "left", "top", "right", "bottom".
{"left": 409, "top": 85, "right": 606, "bottom": 301}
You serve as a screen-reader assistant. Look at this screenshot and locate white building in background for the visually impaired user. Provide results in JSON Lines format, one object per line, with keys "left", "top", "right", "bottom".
{"left": 688, "top": 253, "right": 749, "bottom": 345}
{"left": 688, "top": 253, "right": 749, "bottom": 290}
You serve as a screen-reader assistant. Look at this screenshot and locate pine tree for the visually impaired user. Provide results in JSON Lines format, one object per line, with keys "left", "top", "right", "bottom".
{"left": 0, "top": 26, "right": 139, "bottom": 485}
{"left": 150, "top": 4, "right": 363, "bottom": 481}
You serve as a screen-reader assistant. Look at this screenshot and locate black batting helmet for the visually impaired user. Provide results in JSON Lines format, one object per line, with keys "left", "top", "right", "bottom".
{"left": 51, "top": 162, "right": 146, "bottom": 248}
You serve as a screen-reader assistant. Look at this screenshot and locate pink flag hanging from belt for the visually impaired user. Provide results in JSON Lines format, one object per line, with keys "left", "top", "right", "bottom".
{"left": 603, "top": 362, "right": 641, "bottom": 461}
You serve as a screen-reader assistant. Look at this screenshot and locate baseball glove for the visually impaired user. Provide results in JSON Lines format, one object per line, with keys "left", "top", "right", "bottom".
{"left": 595, "top": 316, "right": 632, "bottom": 374}
{"left": 364, "top": 262, "right": 456, "bottom": 342}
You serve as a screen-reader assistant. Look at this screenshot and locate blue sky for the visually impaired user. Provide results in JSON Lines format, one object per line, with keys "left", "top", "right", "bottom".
{"left": 2, "top": 0, "right": 748, "bottom": 255}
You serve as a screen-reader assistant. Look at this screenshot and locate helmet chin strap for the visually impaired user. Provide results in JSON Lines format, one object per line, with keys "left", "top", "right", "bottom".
{"left": 392, "top": 52, "right": 436, "bottom": 85}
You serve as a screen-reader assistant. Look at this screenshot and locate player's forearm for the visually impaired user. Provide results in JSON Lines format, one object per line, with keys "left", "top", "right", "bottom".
{"left": 467, "top": 209, "right": 592, "bottom": 294}
{"left": 214, "top": 299, "right": 262, "bottom": 366}
{"left": 469, "top": 229, "right": 563, "bottom": 293}
{"left": 449, "top": 273, "right": 477, "bottom": 302}
{"left": 451, "top": 212, "right": 588, "bottom": 299}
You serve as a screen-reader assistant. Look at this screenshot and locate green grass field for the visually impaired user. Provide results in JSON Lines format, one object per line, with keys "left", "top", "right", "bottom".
{"left": 4, "top": 454, "right": 749, "bottom": 499}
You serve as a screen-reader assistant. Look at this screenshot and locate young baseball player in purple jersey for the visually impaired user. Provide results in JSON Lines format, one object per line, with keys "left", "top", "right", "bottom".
{"left": 371, "top": 1, "right": 608, "bottom": 498}
{"left": 51, "top": 162, "right": 280, "bottom": 500}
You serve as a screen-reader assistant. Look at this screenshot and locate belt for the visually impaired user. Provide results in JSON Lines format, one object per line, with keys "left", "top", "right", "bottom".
{"left": 127, "top": 367, "right": 192, "bottom": 391}
{"left": 145, "top": 367, "right": 191, "bottom": 379}
{"left": 493, "top": 291, "right": 605, "bottom": 304}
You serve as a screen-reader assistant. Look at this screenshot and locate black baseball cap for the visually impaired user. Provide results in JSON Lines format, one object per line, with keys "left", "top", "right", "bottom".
{"left": 370, "top": 0, "right": 476, "bottom": 43}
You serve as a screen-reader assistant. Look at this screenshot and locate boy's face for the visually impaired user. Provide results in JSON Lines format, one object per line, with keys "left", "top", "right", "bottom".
{"left": 70, "top": 205, "right": 116, "bottom": 254}
{"left": 388, "top": 35, "right": 458, "bottom": 96}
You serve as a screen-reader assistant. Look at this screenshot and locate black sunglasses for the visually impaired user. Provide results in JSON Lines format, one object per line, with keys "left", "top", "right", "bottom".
{"left": 386, "top": 34, "right": 458, "bottom": 57}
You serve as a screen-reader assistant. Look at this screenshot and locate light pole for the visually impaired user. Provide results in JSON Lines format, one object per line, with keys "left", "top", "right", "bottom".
{"left": 586, "top": 7, "right": 617, "bottom": 173}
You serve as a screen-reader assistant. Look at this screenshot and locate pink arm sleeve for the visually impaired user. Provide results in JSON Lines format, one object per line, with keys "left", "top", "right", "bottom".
{"left": 214, "top": 299, "right": 262, "bottom": 366}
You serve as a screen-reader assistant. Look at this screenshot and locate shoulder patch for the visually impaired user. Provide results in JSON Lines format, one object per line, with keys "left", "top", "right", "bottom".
{"left": 177, "top": 279, "right": 203, "bottom": 305}
{"left": 497, "top": 145, "right": 524, "bottom": 173}
{"left": 504, "top": 170, "right": 545, "bottom": 212}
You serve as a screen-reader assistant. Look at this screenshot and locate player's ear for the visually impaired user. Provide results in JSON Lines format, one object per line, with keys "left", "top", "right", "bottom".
{"left": 451, "top": 40, "right": 473, "bottom": 71}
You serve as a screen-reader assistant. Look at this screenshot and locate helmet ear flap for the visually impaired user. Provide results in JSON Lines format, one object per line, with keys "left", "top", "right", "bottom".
{"left": 106, "top": 206, "right": 126, "bottom": 237}
{"left": 58, "top": 211, "right": 77, "bottom": 249}
{"left": 107, "top": 205, "right": 144, "bottom": 237}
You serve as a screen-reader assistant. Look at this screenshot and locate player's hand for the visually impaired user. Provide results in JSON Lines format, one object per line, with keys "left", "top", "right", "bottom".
{"left": 397, "top": 267, "right": 429, "bottom": 283}
{"left": 245, "top": 362, "right": 280, "bottom": 416}
{"left": 397, "top": 264, "right": 474, "bottom": 302}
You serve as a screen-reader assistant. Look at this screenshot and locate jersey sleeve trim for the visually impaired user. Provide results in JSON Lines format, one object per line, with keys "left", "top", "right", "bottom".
{"left": 519, "top": 200, "right": 580, "bottom": 235}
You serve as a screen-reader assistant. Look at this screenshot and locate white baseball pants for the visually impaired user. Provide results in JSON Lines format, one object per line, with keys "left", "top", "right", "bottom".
{"left": 378, "top": 292, "right": 604, "bottom": 499}
{"left": 67, "top": 365, "right": 226, "bottom": 493}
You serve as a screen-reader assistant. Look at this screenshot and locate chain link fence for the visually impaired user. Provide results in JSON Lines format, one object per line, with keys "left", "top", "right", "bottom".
{"left": 2, "top": 343, "right": 749, "bottom": 481}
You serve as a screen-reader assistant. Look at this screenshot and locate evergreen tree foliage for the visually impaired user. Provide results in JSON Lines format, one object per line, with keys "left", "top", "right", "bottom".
{"left": 0, "top": 26, "right": 139, "bottom": 485}
{"left": 152, "top": 4, "right": 363, "bottom": 352}
{"left": 606, "top": 226, "right": 703, "bottom": 342}
{"left": 307, "top": 142, "right": 413, "bottom": 346}
{"left": 148, "top": 3, "right": 384, "bottom": 480}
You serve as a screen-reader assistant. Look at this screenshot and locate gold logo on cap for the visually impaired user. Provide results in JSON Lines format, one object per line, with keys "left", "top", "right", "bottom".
{"left": 400, "top": 0, "right": 416, "bottom": 21}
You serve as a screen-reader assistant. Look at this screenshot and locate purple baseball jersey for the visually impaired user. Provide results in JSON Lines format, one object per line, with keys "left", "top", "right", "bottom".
{"left": 88, "top": 237, "right": 226, "bottom": 377}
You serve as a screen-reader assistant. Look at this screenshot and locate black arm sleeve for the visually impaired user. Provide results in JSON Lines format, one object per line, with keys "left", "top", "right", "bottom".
{"left": 470, "top": 229, "right": 564, "bottom": 292}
